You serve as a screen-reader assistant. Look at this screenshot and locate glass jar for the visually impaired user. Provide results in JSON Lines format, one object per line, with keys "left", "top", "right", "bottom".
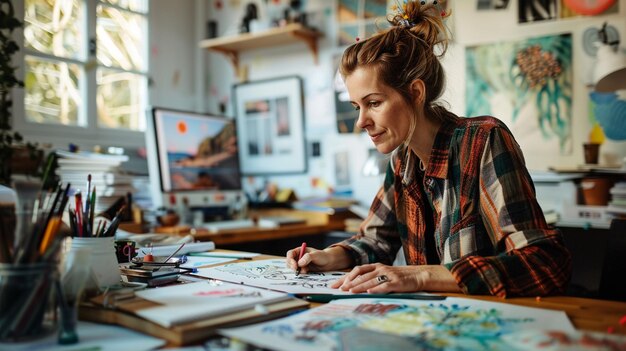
{"left": 0, "top": 262, "right": 58, "bottom": 342}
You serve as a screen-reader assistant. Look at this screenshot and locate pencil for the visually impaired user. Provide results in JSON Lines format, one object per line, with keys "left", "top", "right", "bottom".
{"left": 75, "top": 192, "right": 83, "bottom": 237}
{"left": 89, "top": 186, "right": 96, "bottom": 235}
{"left": 16, "top": 185, "right": 62, "bottom": 263}
{"left": 39, "top": 183, "right": 71, "bottom": 256}
{"left": 295, "top": 242, "right": 307, "bottom": 276}
{"left": 163, "top": 243, "right": 186, "bottom": 263}
{"left": 187, "top": 252, "right": 255, "bottom": 260}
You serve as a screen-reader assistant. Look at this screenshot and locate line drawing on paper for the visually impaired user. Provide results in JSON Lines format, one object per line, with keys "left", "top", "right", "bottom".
{"left": 212, "top": 259, "right": 345, "bottom": 290}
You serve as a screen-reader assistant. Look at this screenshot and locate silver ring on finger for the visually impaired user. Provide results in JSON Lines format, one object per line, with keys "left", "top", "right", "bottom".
{"left": 375, "top": 275, "right": 389, "bottom": 285}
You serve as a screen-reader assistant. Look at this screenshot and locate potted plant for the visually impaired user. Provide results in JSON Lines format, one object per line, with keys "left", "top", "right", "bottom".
{"left": 0, "top": 0, "right": 42, "bottom": 186}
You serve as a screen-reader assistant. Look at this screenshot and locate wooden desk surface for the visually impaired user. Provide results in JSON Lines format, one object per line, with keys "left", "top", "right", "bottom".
{"left": 156, "top": 209, "right": 356, "bottom": 246}
{"left": 80, "top": 250, "right": 626, "bottom": 349}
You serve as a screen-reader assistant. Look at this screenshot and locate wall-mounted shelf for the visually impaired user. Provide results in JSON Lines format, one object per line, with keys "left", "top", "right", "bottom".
{"left": 199, "top": 23, "right": 323, "bottom": 74}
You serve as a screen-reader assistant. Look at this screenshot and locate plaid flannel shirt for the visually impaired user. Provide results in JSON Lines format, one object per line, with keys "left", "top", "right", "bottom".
{"left": 336, "top": 116, "right": 571, "bottom": 297}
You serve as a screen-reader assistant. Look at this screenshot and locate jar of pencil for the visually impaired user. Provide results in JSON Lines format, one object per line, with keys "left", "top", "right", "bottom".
{"left": 0, "top": 262, "right": 59, "bottom": 342}
{"left": 70, "top": 237, "right": 120, "bottom": 294}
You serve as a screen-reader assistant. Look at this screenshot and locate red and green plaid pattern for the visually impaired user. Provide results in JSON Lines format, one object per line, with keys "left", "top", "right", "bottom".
{"left": 336, "top": 116, "right": 571, "bottom": 297}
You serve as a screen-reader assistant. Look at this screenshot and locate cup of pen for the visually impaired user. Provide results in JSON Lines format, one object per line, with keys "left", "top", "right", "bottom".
{"left": 0, "top": 262, "right": 59, "bottom": 342}
{"left": 70, "top": 236, "right": 121, "bottom": 295}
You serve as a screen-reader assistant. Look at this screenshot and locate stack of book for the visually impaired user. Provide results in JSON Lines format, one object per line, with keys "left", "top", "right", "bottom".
{"left": 81, "top": 279, "right": 308, "bottom": 346}
{"left": 55, "top": 150, "right": 135, "bottom": 214}
{"left": 607, "top": 181, "right": 626, "bottom": 220}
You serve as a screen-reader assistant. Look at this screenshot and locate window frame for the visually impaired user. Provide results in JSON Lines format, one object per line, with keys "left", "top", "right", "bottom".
{"left": 13, "top": 0, "right": 150, "bottom": 149}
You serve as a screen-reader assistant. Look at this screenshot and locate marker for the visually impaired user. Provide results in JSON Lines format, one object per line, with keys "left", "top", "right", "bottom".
{"left": 163, "top": 243, "right": 186, "bottom": 263}
{"left": 295, "top": 242, "right": 307, "bottom": 276}
{"left": 188, "top": 252, "right": 254, "bottom": 260}
{"left": 300, "top": 293, "right": 447, "bottom": 303}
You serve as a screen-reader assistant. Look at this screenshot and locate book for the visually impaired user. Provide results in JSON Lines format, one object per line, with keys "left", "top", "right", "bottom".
{"left": 56, "top": 150, "right": 129, "bottom": 163}
{"left": 134, "top": 280, "right": 293, "bottom": 327}
{"left": 257, "top": 216, "right": 306, "bottom": 228}
{"left": 291, "top": 197, "right": 358, "bottom": 215}
{"left": 81, "top": 289, "right": 308, "bottom": 346}
{"left": 348, "top": 204, "right": 369, "bottom": 219}
{"left": 203, "top": 219, "right": 256, "bottom": 233}
{"left": 55, "top": 149, "right": 136, "bottom": 213}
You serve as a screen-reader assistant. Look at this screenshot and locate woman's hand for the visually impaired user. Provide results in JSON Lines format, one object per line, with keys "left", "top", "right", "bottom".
{"left": 285, "top": 246, "right": 353, "bottom": 274}
{"left": 330, "top": 263, "right": 462, "bottom": 294}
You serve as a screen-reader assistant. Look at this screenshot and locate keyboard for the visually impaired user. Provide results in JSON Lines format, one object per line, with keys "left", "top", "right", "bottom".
{"left": 203, "top": 219, "right": 256, "bottom": 233}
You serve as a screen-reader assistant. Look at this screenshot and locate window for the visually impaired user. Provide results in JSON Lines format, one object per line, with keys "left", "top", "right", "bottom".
{"left": 18, "top": 0, "right": 149, "bottom": 146}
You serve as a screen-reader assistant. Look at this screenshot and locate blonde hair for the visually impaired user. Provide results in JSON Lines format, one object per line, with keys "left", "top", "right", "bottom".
{"left": 340, "top": 1, "right": 457, "bottom": 145}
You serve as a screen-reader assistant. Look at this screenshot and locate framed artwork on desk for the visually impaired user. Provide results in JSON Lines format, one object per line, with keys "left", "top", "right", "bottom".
{"left": 233, "top": 76, "right": 307, "bottom": 175}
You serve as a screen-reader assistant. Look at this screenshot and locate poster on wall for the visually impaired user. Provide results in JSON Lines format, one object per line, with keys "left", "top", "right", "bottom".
{"left": 465, "top": 33, "right": 573, "bottom": 156}
{"left": 560, "top": 0, "right": 619, "bottom": 18}
{"left": 233, "top": 76, "right": 307, "bottom": 174}
{"left": 518, "top": 0, "right": 557, "bottom": 23}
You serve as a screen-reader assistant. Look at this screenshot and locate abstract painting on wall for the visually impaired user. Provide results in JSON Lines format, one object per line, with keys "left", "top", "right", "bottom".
{"left": 466, "top": 33, "right": 573, "bottom": 155}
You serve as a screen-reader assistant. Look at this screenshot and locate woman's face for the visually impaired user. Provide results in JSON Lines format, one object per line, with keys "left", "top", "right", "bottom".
{"left": 345, "top": 66, "right": 413, "bottom": 154}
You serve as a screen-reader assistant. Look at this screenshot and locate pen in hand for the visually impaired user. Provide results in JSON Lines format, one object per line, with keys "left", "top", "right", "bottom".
{"left": 295, "top": 242, "right": 307, "bottom": 276}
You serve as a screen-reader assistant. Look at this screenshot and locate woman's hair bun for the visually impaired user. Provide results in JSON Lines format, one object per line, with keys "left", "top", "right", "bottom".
{"left": 387, "top": 0, "right": 450, "bottom": 51}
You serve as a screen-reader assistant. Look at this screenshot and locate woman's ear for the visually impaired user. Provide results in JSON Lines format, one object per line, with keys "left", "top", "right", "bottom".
{"left": 410, "top": 79, "right": 426, "bottom": 105}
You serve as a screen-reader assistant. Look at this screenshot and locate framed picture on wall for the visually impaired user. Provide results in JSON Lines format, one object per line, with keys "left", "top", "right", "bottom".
{"left": 233, "top": 76, "right": 307, "bottom": 175}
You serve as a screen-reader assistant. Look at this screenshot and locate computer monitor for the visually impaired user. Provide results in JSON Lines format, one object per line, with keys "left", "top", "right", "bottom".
{"left": 146, "top": 107, "right": 246, "bottom": 216}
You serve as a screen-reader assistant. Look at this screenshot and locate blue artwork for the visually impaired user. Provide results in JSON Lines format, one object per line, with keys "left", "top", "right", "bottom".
{"left": 466, "top": 34, "right": 573, "bottom": 155}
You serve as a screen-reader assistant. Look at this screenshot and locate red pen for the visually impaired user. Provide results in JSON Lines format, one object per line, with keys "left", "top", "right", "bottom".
{"left": 295, "top": 242, "right": 307, "bottom": 276}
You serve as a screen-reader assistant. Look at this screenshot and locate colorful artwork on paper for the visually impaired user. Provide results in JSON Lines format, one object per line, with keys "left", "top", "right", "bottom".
{"left": 502, "top": 329, "right": 626, "bottom": 350}
{"left": 220, "top": 297, "right": 575, "bottom": 351}
{"left": 466, "top": 34, "right": 573, "bottom": 156}
{"left": 196, "top": 259, "right": 349, "bottom": 295}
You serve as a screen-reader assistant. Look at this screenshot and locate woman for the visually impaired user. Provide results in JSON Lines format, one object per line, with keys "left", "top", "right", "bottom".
{"left": 286, "top": 1, "right": 571, "bottom": 297}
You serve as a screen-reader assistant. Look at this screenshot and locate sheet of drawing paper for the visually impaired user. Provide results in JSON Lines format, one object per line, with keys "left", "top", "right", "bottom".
{"left": 180, "top": 255, "right": 236, "bottom": 268}
{"left": 0, "top": 321, "right": 165, "bottom": 351}
{"left": 195, "top": 258, "right": 350, "bottom": 295}
{"left": 134, "top": 279, "right": 290, "bottom": 327}
{"left": 219, "top": 297, "right": 576, "bottom": 351}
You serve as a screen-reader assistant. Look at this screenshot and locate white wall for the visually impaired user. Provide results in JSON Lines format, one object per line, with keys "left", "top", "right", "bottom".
{"left": 149, "top": 0, "right": 203, "bottom": 112}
